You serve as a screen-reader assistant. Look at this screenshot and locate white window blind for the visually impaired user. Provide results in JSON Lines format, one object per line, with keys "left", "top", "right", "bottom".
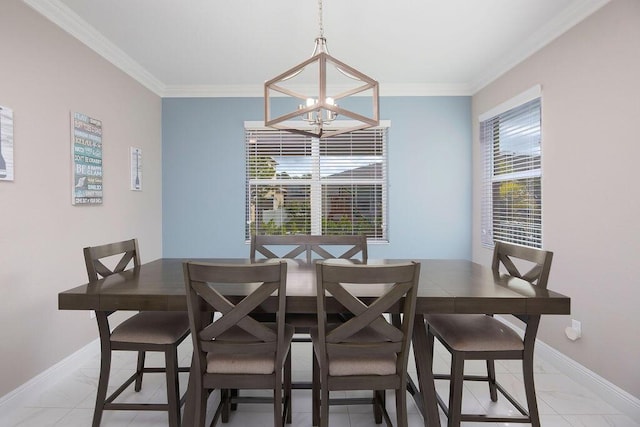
{"left": 481, "top": 96, "right": 542, "bottom": 249}
{"left": 245, "top": 125, "right": 388, "bottom": 241}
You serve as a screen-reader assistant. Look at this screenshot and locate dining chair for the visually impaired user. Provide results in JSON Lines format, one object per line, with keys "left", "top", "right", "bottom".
{"left": 311, "top": 260, "right": 421, "bottom": 427}
{"left": 249, "top": 234, "right": 368, "bottom": 389}
{"left": 424, "top": 241, "right": 553, "bottom": 427}
{"left": 183, "top": 260, "right": 294, "bottom": 427}
{"left": 84, "top": 239, "right": 190, "bottom": 427}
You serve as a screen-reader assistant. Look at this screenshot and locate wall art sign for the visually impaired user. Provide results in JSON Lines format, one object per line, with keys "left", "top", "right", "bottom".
{"left": 0, "top": 105, "right": 14, "bottom": 181}
{"left": 130, "top": 147, "right": 142, "bottom": 191}
{"left": 71, "top": 112, "right": 103, "bottom": 205}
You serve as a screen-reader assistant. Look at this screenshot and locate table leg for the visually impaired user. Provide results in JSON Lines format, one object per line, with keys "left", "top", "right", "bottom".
{"left": 411, "top": 314, "right": 441, "bottom": 427}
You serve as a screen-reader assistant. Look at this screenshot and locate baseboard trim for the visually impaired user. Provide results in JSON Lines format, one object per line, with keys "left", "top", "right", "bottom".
{"left": 0, "top": 339, "right": 100, "bottom": 412}
{"left": 535, "top": 337, "right": 640, "bottom": 420}
{"left": 496, "top": 316, "right": 640, "bottom": 421}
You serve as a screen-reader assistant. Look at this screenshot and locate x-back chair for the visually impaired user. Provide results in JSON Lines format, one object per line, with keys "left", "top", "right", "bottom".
{"left": 311, "top": 260, "right": 421, "bottom": 427}
{"left": 424, "top": 241, "right": 553, "bottom": 426}
{"left": 183, "top": 260, "right": 294, "bottom": 426}
{"left": 84, "top": 239, "right": 190, "bottom": 427}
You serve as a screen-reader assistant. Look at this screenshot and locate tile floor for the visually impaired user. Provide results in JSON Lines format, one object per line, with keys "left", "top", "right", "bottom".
{"left": 1, "top": 339, "right": 638, "bottom": 427}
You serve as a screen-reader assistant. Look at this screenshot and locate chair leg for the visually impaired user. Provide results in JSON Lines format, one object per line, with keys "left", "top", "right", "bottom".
{"left": 391, "top": 313, "right": 402, "bottom": 327}
{"left": 285, "top": 350, "right": 292, "bottom": 424}
{"left": 486, "top": 359, "right": 498, "bottom": 401}
{"left": 273, "top": 385, "right": 283, "bottom": 427}
{"left": 221, "top": 389, "right": 230, "bottom": 423}
{"left": 320, "top": 383, "right": 330, "bottom": 427}
{"left": 448, "top": 354, "right": 464, "bottom": 427}
{"left": 426, "top": 326, "right": 435, "bottom": 363}
{"left": 230, "top": 389, "right": 238, "bottom": 411}
{"left": 134, "top": 350, "right": 145, "bottom": 392}
{"left": 396, "top": 383, "right": 408, "bottom": 427}
{"left": 312, "top": 353, "right": 320, "bottom": 427}
{"left": 92, "top": 347, "right": 111, "bottom": 427}
{"left": 165, "top": 347, "right": 181, "bottom": 427}
{"left": 420, "top": 323, "right": 442, "bottom": 427}
{"left": 523, "top": 355, "right": 541, "bottom": 427}
{"left": 194, "top": 380, "right": 209, "bottom": 427}
{"left": 373, "top": 390, "right": 383, "bottom": 424}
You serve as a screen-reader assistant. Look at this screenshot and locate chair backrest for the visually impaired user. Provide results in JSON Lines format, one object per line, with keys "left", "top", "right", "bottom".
{"left": 83, "top": 239, "right": 141, "bottom": 332}
{"left": 491, "top": 241, "right": 553, "bottom": 289}
{"left": 315, "top": 260, "right": 421, "bottom": 375}
{"left": 491, "top": 241, "right": 553, "bottom": 344}
{"left": 84, "top": 238, "right": 141, "bottom": 282}
{"left": 183, "top": 260, "right": 288, "bottom": 376}
{"left": 250, "top": 234, "right": 367, "bottom": 264}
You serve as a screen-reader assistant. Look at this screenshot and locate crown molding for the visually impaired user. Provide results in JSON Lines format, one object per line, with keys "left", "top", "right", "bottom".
{"left": 163, "top": 84, "right": 269, "bottom": 98}
{"left": 470, "top": 0, "right": 611, "bottom": 94}
{"left": 379, "top": 83, "right": 473, "bottom": 97}
{"left": 24, "top": 0, "right": 609, "bottom": 99}
{"left": 162, "top": 83, "right": 473, "bottom": 98}
{"left": 22, "top": 0, "right": 166, "bottom": 96}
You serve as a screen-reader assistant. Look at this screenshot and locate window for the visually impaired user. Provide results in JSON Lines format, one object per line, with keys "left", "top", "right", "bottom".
{"left": 245, "top": 123, "right": 388, "bottom": 241}
{"left": 480, "top": 87, "right": 542, "bottom": 249}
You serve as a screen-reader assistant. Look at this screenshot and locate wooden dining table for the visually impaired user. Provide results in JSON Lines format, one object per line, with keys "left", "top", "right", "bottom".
{"left": 58, "top": 257, "right": 570, "bottom": 427}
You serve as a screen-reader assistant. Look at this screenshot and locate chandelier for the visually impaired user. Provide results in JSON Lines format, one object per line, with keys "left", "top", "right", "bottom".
{"left": 264, "top": 0, "right": 379, "bottom": 138}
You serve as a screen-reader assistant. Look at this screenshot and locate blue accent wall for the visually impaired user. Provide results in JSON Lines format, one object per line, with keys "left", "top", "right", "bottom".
{"left": 162, "top": 96, "right": 471, "bottom": 259}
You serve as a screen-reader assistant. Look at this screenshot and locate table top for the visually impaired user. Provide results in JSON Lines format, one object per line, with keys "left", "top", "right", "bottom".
{"left": 58, "top": 258, "right": 570, "bottom": 315}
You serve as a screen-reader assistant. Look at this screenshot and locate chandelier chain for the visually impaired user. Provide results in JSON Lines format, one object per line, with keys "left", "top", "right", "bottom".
{"left": 318, "top": 0, "right": 324, "bottom": 39}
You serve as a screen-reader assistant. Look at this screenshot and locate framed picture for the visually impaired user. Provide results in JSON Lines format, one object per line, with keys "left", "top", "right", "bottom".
{"left": 71, "top": 112, "right": 103, "bottom": 205}
{"left": 0, "top": 105, "right": 14, "bottom": 182}
{"left": 130, "top": 147, "right": 142, "bottom": 191}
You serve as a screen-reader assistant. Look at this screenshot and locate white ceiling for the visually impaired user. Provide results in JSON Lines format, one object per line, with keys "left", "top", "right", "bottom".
{"left": 25, "top": 0, "right": 609, "bottom": 97}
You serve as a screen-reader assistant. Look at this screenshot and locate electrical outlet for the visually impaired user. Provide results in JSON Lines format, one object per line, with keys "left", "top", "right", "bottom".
{"left": 571, "top": 319, "right": 581, "bottom": 335}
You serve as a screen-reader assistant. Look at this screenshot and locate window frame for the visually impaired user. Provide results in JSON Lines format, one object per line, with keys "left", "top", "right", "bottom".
{"left": 479, "top": 86, "right": 543, "bottom": 249}
{"left": 245, "top": 121, "right": 390, "bottom": 242}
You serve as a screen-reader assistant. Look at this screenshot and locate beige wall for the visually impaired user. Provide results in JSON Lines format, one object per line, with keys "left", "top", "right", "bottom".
{"left": 472, "top": 0, "right": 640, "bottom": 398}
{"left": 0, "top": 1, "right": 162, "bottom": 397}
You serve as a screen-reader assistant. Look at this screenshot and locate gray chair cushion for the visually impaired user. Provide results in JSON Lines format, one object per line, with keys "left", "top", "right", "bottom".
{"left": 111, "top": 311, "right": 190, "bottom": 345}
{"left": 327, "top": 353, "right": 396, "bottom": 376}
{"left": 425, "top": 314, "right": 524, "bottom": 352}
{"left": 206, "top": 323, "right": 295, "bottom": 375}
{"left": 310, "top": 326, "right": 397, "bottom": 376}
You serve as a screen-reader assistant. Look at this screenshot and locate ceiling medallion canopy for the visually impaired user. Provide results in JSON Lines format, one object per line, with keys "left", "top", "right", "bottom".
{"left": 264, "top": 0, "right": 379, "bottom": 138}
